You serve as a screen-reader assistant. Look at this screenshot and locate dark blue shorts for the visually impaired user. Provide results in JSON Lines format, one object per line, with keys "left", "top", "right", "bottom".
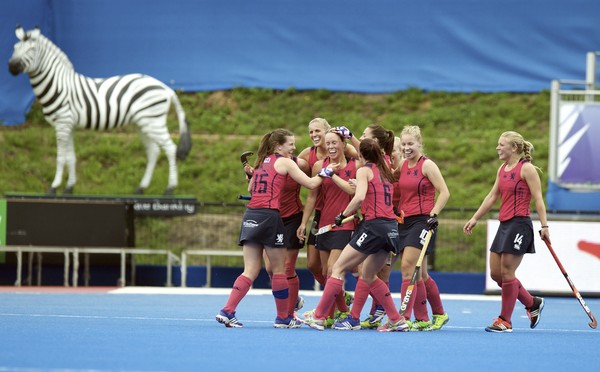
{"left": 238, "top": 208, "right": 286, "bottom": 248}
{"left": 282, "top": 211, "right": 305, "bottom": 250}
{"left": 349, "top": 218, "right": 400, "bottom": 255}
{"left": 490, "top": 217, "right": 535, "bottom": 255}
{"left": 316, "top": 229, "right": 353, "bottom": 251}
{"left": 397, "top": 215, "right": 437, "bottom": 254}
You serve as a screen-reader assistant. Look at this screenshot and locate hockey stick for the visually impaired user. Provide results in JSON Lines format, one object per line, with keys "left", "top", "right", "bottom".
{"left": 314, "top": 215, "right": 357, "bottom": 235}
{"left": 399, "top": 229, "right": 434, "bottom": 316}
{"left": 240, "top": 151, "right": 254, "bottom": 180}
{"left": 540, "top": 233, "right": 597, "bottom": 329}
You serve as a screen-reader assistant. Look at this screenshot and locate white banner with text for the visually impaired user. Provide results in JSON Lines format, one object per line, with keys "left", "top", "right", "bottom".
{"left": 485, "top": 220, "right": 600, "bottom": 294}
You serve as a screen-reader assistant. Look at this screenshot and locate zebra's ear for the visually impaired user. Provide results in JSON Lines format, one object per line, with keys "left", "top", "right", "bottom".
{"left": 30, "top": 27, "right": 41, "bottom": 39}
{"left": 15, "top": 25, "right": 25, "bottom": 41}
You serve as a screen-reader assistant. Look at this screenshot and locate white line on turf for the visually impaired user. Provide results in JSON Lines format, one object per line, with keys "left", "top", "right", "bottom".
{"left": 109, "top": 286, "right": 502, "bottom": 302}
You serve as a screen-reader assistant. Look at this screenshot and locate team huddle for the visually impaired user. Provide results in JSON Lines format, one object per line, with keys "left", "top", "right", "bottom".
{"left": 216, "top": 118, "right": 550, "bottom": 333}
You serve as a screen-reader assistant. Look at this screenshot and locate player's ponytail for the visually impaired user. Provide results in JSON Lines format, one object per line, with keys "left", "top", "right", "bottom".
{"left": 255, "top": 128, "right": 295, "bottom": 168}
{"left": 360, "top": 138, "right": 395, "bottom": 183}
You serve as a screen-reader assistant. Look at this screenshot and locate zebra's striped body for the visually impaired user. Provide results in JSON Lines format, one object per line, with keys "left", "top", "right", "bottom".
{"left": 8, "top": 26, "right": 192, "bottom": 195}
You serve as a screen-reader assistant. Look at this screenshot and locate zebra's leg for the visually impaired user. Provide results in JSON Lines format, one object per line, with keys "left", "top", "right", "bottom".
{"left": 136, "top": 132, "right": 161, "bottom": 194}
{"left": 49, "top": 125, "right": 75, "bottom": 194}
{"left": 140, "top": 118, "right": 179, "bottom": 195}
{"left": 63, "top": 131, "right": 77, "bottom": 194}
{"left": 162, "top": 140, "right": 178, "bottom": 195}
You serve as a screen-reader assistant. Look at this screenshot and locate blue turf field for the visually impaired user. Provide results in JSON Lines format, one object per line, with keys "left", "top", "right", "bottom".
{"left": 0, "top": 287, "right": 598, "bottom": 371}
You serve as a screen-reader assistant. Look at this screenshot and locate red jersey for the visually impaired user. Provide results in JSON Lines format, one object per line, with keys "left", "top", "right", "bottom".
{"left": 319, "top": 157, "right": 357, "bottom": 231}
{"left": 308, "top": 146, "right": 319, "bottom": 170}
{"left": 308, "top": 146, "right": 324, "bottom": 211}
{"left": 248, "top": 154, "right": 286, "bottom": 211}
{"left": 498, "top": 159, "right": 531, "bottom": 222}
{"left": 279, "top": 156, "right": 303, "bottom": 218}
{"left": 361, "top": 163, "right": 396, "bottom": 220}
{"left": 397, "top": 156, "right": 435, "bottom": 217}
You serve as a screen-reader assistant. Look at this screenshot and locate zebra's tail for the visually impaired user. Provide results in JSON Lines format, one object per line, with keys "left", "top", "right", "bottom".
{"left": 172, "top": 91, "right": 192, "bottom": 161}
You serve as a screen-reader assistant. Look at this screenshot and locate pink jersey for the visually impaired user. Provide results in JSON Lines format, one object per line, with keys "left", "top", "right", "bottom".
{"left": 279, "top": 156, "right": 303, "bottom": 218}
{"left": 397, "top": 156, "right": 435, "bottom": 217}
{"left": 392, "top": 178, "right": 401, "bottom": 211}
{"left": 308, "top": 146, "right": 319, "bottom": 170}
{"left": 361, "top": 163, "right": 397, "bottom": 220}
{"left": 248, "top": 154, "right": 286, "bottom": 211}
{"left": 308, "top": 146, "right": 324, "bottom": 211}
{"left": 319, "top": 157, "right": 357, "bottom": 230}
{"left": 498, "top": 159, "right": 531, "bottom": 222}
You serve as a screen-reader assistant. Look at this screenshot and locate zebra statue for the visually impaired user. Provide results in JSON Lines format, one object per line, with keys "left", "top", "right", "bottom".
{"left": 8, "top": 26, "right": 192, "bottom": 195}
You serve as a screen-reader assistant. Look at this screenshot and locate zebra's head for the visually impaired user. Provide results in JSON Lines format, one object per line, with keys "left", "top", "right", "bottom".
{"left": 8, "top": 25, "right": 42, "bottom": 76}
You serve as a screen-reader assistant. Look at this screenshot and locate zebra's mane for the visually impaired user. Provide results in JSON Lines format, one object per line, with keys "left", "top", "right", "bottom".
{"left": 36, "top": 32, "right": 74, "bottom": 72}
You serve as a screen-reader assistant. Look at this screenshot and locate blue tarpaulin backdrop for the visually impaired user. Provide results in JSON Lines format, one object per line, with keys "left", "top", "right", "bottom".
{"left": 1, "top": 0, "right": 600, "bottom": 125}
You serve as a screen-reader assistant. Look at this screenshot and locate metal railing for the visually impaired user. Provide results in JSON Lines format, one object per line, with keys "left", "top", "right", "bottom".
{"left": 180, "top": 249, "right": 307, "bottom": 288}
{"left": 2, "top": 246, "right": 179, "bottom": 287}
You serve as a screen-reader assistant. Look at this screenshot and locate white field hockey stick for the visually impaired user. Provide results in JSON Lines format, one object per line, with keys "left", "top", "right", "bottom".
{"left": 315, "top": 215, "right": 357, "bottom": 235}
{"left": 399, "top": 229, "right": 434, "bottom": 316}
{"left": 540, "top": 233, "right": 598, "bottom": 329}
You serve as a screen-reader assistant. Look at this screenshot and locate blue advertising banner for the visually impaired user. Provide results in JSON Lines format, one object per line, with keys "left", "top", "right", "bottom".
{"left": 2, "top": 0, "right": 600, "bottom": 125}
{"left": 557, "top": 104, "right": 600, "bottom": 185}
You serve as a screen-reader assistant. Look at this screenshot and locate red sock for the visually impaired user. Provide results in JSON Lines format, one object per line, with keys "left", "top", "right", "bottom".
{"left": 370, "top": 278, "right": 401, "bottom": 322}
{"left": 271, "top": 273, "right": 289, "bottom": 319}
{"left": 516, "top": 278, "right": 534, "bottom": 308}
{"left": 287, "top": 275, "right": 300, "bottom": 316}
{"left": 413, "top": 280, "right": 429, "bottom": 321}
{"left": 400, "top": 278, "right": 417, "bottom": 320}
{"left": 313, "top": 272, "right": 327, "bottom": 288}
{"left": 350, "top": 278, "right": 370, "bottom": 320}
{"left": 500, "top": 278, "right": 519, "bottom": 323}
{"left": 223, "top": 274, "right": 253, "bottom": 313}
{"left": 335, "top": 288, "right": 349, "bottom": 313}
{"left": 369, "top": 281, "right": 387, "bottom": 312}
{"left": 315, "top": 277, "right": 343, "bottom": 319}
{"left": 368, "top": 296, "right": 377, "bottom": 314}
{"left": 425, "top": 277, "right": 445, "bottom": 315}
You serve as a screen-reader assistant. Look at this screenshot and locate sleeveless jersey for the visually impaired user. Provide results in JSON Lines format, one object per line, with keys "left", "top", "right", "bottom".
{"left": 361, "top": 163, "right": 397, "bottom": 221}
{"left": 397, "top": 156, "right": 435, "bottom": 217}
{"left": 498, "top": 159, "right": 531, "bottom": 222}
{"left": 308, "top": 146, "right": 324, "bottom": 211}
{"left": 387, "top": 156, "right": 401, "bottom": 209}
{"left": 319, "top": 157, "right": 357, "bottom": 231}
{"left": 279, "top": 156, "right": 303, "bottom": 218}
{"left": 248, "top": 154, "right": 285, "bottom": 211}
{"left": 392, "top": 176, "right": 401, "bottom": 211}
{"left": 308, "top": 146, "right": 319, "bottom": 170}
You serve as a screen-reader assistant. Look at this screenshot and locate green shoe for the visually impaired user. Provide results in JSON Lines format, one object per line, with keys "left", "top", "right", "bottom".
{"left": 334, "top": 311, "right": 350, "bottom": 322}
{"left": 304, "top": 313, "right": 325, "bottom": 331}
{"left": 302, "top": 308, "right": 315, "bottom": 319}
{"left": 325, "top": 316, "right": 335, "bottom": 328}
{"left": 377, "top": 318, "right": 409, "bottom": 332}
{"left": 344, "top": 291, "right": 354, "bottom": 307}
{"left": 432, "top": 313, "right": 449, "bottom": 330}
{"left": 360, "top": 315, "right": 381, "bottom": 329}
{"left": 409, "top": 319, "right": 433, "bottom": 331}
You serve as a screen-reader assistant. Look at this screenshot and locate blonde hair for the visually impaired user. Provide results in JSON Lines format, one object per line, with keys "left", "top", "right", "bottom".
{"left": 393, "top": 136, "right": 401, "bottom": 151}
{"left": 308, "top": 117, "right": 331, "bottom": 131}
{"left": 400, "top": 125, "right": 423, "bottom": 144}
{"left": 501, "top": 131, "right": 534, "bottom": 162}
{"left": 400, "top": 125, "right": 425, "bottom": 156}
